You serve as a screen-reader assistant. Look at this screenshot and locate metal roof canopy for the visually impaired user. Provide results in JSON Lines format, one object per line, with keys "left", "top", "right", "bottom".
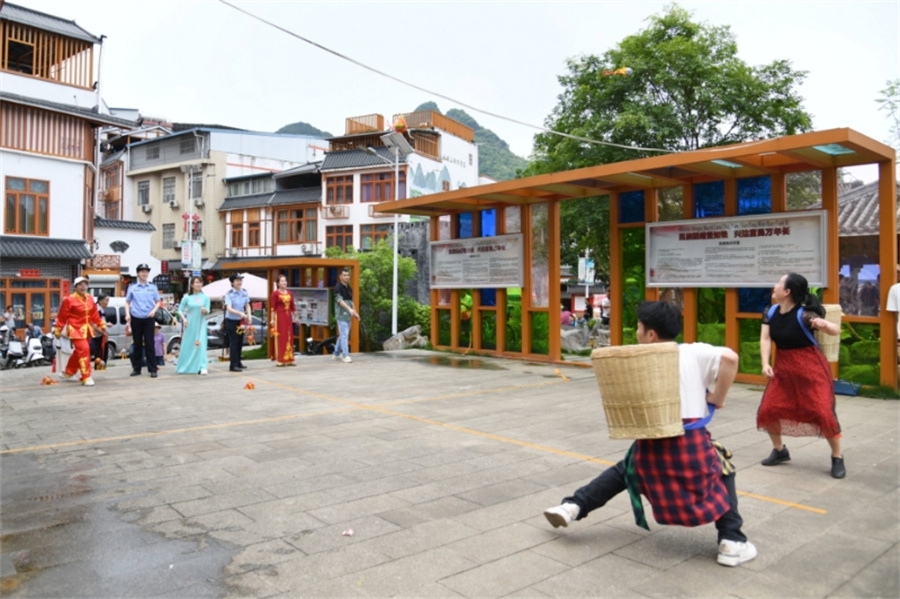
{"left": 375, "top": 128, "right": 895, "bottom": 216}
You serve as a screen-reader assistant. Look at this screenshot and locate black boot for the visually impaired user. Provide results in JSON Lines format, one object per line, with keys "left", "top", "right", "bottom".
{"left": 761, "top": 445, "right": 791, "bottom": 466}
{"left": 831, "top": 456, "right": 846, "bottom": 479}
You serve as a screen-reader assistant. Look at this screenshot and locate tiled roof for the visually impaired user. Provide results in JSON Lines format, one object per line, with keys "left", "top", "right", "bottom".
{"left": 0, "top": 3, "right": 101, "bottom": 44}
{"left": 322, "top": 148, "right": 407, "bottom": 171}
{"left": 270, "top": 188, "right": 321, "bottom": 207}
{"left": 275, "top": 162, "right": 322, "bottom": 178}
{"left": 0, "top": 235, "right": 91, "bottom": 260}
{"left": 218, "top": 193, "right": 274, "bottom": 211}
{"left": 94, "top": 217, "right": 156, "bottom": 232}
{"left": 1, "top": 92, "right": 138, "bottom": 128}
{"left": 809, "top": 180, "right": 899, "bottom": 237}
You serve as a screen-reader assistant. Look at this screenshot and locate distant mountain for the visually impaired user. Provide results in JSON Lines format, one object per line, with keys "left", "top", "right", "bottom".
{"left": 413, "top": 102, "right": 529, "bottom": 181}
{"left": 275, "top": 121, "right": 332, "bottom": 138}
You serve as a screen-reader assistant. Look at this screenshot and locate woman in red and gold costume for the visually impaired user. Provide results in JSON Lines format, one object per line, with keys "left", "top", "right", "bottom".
{"left": 269, "top": 274, "right": 299, "bottom": 366}
{"left": 53, "top": 276, "right": 105, "bottom": 386}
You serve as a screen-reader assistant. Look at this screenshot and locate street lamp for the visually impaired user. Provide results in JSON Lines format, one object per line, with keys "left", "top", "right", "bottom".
{"left": 363, "top": 131, "right": 413, "bottom": 336}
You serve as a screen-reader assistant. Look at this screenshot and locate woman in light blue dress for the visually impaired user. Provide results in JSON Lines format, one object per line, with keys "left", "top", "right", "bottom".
{"left": 176, "top": 276, "right": 210, "bottom": 375}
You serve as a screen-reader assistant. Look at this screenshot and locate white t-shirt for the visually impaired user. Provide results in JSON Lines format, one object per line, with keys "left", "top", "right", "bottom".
{"left": 886, "top": 283, "right": 900, "bottom": 337}
{"left": 678, "top": 343, "right": 723, "bottom": 419}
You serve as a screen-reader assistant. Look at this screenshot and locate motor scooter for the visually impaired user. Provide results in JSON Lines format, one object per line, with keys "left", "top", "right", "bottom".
{"left": 304, "top": 333, "right": 337, "bottom": 356}
{"left": 0, "top": 326, "right": 24, "bottom": 369}
{"left": 20, "top": 335, "right": 48, "bottom": 367}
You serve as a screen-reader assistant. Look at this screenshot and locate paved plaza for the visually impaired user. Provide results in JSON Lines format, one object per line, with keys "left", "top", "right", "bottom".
{"left": 0, "top": 350, "right": 897, "bottom": 598}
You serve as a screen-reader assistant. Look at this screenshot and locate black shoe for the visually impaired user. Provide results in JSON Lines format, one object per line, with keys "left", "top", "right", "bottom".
{"left": 238, "top": 364, "right": 248, "bottom": 369}
{"left": 831, "top": 456, "right": 846, "bottom": 479}
{"left": 229, "top": 367, "right": 242, "bottom": 372}
{"left": 761, "top": 445, "right": 791, "bottom": 466}
{"left": 150, "top": 372, "right": 158, "bottom": 378}
{"left": 130, "top": 371, "right": 141, "bottom": 376}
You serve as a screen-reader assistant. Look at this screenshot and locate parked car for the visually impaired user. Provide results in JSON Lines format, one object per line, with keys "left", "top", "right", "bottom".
{"left": 102, "top": 298, "right": 182, "bottom": 361}
{"left": 205, "top": 311, "right": 267, "bottom": 348}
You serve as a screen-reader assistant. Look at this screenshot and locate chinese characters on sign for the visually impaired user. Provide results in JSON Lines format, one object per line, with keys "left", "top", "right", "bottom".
{"left": 646, "top": 211, "right": 827, "bottom": 288}
{"left": 430, "top": 234, "right": 524, "bottom": 289}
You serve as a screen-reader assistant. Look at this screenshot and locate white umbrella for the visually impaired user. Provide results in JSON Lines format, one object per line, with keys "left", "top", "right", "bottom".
{"left": 201, "top": 273, "right": 271, "bottom": 301}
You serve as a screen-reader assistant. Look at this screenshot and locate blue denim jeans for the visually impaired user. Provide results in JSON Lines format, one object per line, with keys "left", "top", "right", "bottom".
{"left": 336, "top": 319, "right": 350, "bottom": 357}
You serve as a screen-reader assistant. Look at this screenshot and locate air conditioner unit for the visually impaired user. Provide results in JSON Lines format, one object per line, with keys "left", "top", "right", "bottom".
{"left": 328, "top": 205, "right": 346, "bottom": 217}
{"left": 196, "top": 236, "right": 206, "bottom": 245}
{"left": 226, "top": 248, "right": 238, "bottom": 258}
{"left": 300, "top": 244, "right": 316, "bottom": 255}
{"left": 141, "top": 204, "right": 152, "bottom": 214}
{"left": 168, "top": 200, "right": 179, "bottom": 209}
{"left": 194, "top": 198, "right": 204, "bottom": 208}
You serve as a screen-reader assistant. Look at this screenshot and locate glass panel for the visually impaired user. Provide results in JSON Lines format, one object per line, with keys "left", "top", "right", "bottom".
{"left": 658, "top": 187, "right": 683, "bottom": 222}
{"left": 29, "top": 180, "right": 48, "bottom": 193}
{"left": 38, "top": 197, "right": 48, "bottom": 233}
{"left": 837, "top": 322, "right": 880, "bottom": 385}
{"left": 530, "top": 203, "right": 549, "bottom": 308}
{"left": 480, "top": 311, "right": 497, "bottom": 350}
{"left": 697, "top": 287, "right": 726, "bottom": 346}
{"left": 694, "top": 181, "right": 725, "bottom": 218}
{"left": 619, "top": 190, "right": 645, "bottom": 224}
{"left": 30, "top": 294, "right": 45, "bottom": 329}
{"left": 6, "top": 194, "right": 16, "bottom": 232}
{"left": 738, "top": 288, "right": 773, "bottom": 314}
{"left": 22, "top": 195, "right": 34, "bottom": 233}
{"left": 6, "top": 178, "right": 26, "bottom": 191}
{"left": 737, "top": 176, "right": 771, "bottom": 215}
{"left": 786, "top": 171, "right": 821, "bottom": 210}
{"left": 621, "top": 227, "right": 646, "bottom": 345}
{"left": 438, "top": 309, "right": 451, "bottom": 346}
{"left": 437, "top": 289, "right": 451, "bottom": 306}
{"left": 506, "top": 288, "right": 522, "bottom": 352}
{"left": 738, "top": 318, "right": 763, "bottom": 376}
{"left": 530, "top": 311, "right": 549, "bottom": 355}
{"left": 458, "top": 213, "right": 473, "bottom": 238}
{"left": 482, "top": 209, "right": 497, "bottom": 237}
{"left": 50, "top": 292, "right": 60, "bottom": 324}
{"left": 505, "top": 206, "right": 521, "bottom": 234}
{"left": 11, "top": 293, "right": 25, "bottom": 330}
{"left": 659, "top": 287, "right": 684, "bottom": 310}
{"left": 438, "top": 215, "right": 451, "bottom": 240}
{"left": 459, "top": 289, "right": 473, "bottom": 347}
{"left": 480, "top": 289, "right": 496, "bottom": 307}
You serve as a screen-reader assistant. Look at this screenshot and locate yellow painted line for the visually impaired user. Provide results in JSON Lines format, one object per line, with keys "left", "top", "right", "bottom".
{"left": 736, "top": 490, "right": 827, "bottom": 515}
{"left": 1, "top": 373, "right": 826, "bottom": 514}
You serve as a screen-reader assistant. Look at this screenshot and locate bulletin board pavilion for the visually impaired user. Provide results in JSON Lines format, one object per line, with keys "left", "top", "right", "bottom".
{"left": 377, "top": 128, "right": 898, "bottom": 389}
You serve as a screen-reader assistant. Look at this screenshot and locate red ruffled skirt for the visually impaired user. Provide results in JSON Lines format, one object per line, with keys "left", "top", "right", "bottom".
{"left": 757, "top": 346, "right": 841, "bottom": 438}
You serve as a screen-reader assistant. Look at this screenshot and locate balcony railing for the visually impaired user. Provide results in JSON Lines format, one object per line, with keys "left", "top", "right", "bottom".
{"left": 394, "top": 110, "right": 474, "bottom": 142}
{"left": 345, "top": 114, "right": 384, "bottom": 135}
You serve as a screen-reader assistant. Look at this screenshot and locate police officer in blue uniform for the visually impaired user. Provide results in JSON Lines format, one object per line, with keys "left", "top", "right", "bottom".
{"left": 224, "top": 273, "right": 252, "bottom": 372}
{"left": 125, "top": 264, "right": 161, "bottom": 378}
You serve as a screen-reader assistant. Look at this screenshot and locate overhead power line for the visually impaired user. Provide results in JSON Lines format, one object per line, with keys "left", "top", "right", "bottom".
{"left": 217, "top": 0, "right": 672, "bottom": 155}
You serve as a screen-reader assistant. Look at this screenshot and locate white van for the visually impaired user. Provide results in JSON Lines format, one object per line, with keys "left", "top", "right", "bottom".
{"left": 101, "top": 298, "right": 182, "bottom": 361}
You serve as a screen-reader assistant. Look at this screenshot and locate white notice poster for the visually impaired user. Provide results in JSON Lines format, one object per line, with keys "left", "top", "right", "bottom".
{"left": 430, "top": 234, "right": 524, "bottom": 289}
{"left": 646, "top": 211, "right": 827, "bottom": 288}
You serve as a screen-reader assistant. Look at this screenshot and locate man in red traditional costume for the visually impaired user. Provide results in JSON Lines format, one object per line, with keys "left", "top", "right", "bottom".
{"left": 543, "top": 301, "right": 757, "bottom": 567}
{"left": 53, "top": 276, "right": 105, "bottom": 386}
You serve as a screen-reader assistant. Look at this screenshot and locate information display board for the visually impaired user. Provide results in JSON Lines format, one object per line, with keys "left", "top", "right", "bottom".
{"left": 290, "top": 287, "right": 331, "bottom": 326}
{"left": 646, "top": 211, "right": 827, "bottom": 288}
{"left": 430, "top": 234, "right": 524, "bottom": 289}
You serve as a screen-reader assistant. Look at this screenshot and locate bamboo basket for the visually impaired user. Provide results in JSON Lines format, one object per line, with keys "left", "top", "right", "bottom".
{"left": 815, "top": 304, "right": 842, "bottom": 362}
{"left": 590, "top": 342, "right": 683, "bottom": 440}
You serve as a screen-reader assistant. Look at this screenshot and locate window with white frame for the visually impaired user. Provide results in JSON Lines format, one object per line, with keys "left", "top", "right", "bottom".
{"left": 163, "top": 177, "right": 175, "bottom": 203}
{"left": 162, "top": 223, "right": 176, "bottom": 249}
{"left": 137, "top": 181, "right": 150, "bottom": 205}
{"left": 180, "top": 138, "right": 195, "bottom": 154}
{"left": 146, "top": 146, "right": 160, "bottom": 160}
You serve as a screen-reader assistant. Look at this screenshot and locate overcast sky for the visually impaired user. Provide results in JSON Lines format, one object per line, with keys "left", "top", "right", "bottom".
{"left": 20, "top": 0, "right": 900, "bottom": 179}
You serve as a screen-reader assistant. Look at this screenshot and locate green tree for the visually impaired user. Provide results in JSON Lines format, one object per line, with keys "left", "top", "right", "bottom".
{"left": 324, "top": 241, "right": 428, "bottom": 351}
{"left": 526, "top": 4, "right": 813, "bottom": 275}
{"left": 876, "top": 78, "right": 900, "bottom": 152}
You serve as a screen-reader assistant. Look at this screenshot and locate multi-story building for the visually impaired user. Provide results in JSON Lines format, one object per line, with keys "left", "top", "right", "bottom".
{"left": 0, "top": 2, "right": 136, "bottom": 331}
{"left": 125, "top": 128, "right": 327, "bottom": 293}
{"left": 317, "top": 111, "right": 480, "bottom": 253}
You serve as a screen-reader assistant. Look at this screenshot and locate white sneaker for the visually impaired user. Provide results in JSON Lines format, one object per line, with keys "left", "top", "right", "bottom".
{"left": 717, "top": 539, "right": 758, "bottom": 567}
{"left": 543, "top": 503, "right": 580, "bottom": 528}
{"left": 331, "top": 353, "right": 338, "bottom": 360}
{"left": 60, "top": 373, "right": 78, "bottom": 382}
{"left": 342, "top": 356, "right": 353, "bottom": 363}
{"left": 82, "top": 377, "right": 95, "bottom": 387}
{"left": 200, "top": 369, "right": 208, "bottom": 376}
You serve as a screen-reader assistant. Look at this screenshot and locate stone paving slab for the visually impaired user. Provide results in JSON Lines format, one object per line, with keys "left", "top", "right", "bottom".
{"left": 1, "top": 349, "right": 897, "bottom": 597}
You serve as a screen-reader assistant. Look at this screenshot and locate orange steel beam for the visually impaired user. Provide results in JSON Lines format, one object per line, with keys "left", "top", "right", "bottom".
{"left": 724, "top": 178, "right": 739, "bottom": 354}
{"left": 609, "top": 191, "right": 622, "bottom": 346}
{"left": 681, "top": 184, "right": 697, "bottom": 343}
{"left": 878, "top": 161, "right": 899, "bottom": 388}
